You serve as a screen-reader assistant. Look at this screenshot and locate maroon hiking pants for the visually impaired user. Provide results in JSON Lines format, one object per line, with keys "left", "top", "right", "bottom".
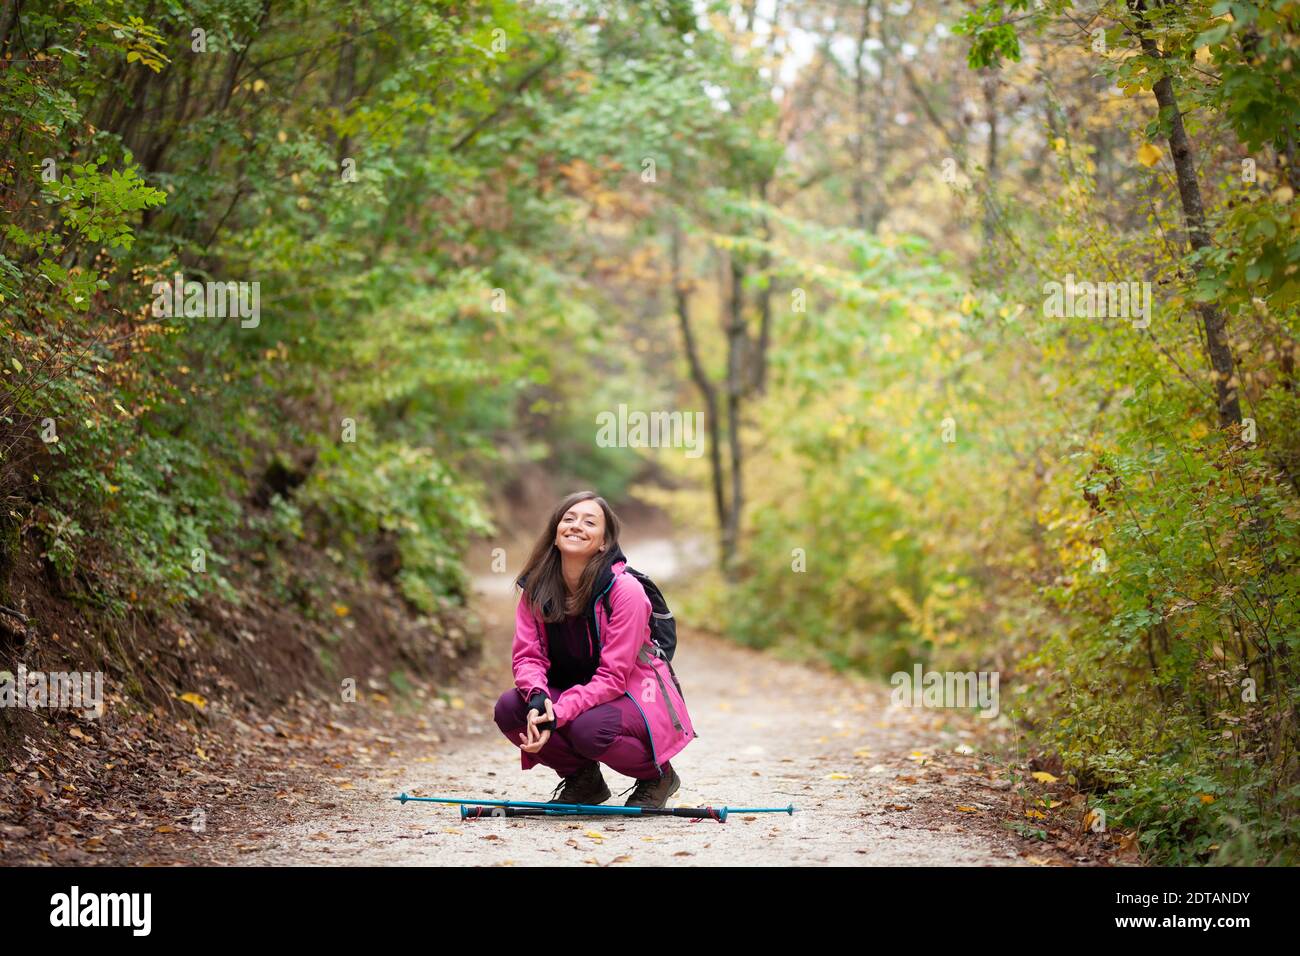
{"left": 494, "top": 686, "right": 659, "bottom": 780}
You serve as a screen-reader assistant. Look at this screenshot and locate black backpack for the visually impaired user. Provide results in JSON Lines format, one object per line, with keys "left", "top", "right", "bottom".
{"left": 601, "top": 565, "right": 684, "bottom": 696}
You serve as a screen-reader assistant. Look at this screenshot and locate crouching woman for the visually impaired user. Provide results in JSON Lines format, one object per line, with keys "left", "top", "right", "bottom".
{"left": 492, "top": 491, "right": 696, "bottom": 808}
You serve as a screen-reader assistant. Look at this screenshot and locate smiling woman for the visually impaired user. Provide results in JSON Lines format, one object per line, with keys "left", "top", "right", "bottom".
{"left": 493, "top": 491, "right": 696, "bottom": 809}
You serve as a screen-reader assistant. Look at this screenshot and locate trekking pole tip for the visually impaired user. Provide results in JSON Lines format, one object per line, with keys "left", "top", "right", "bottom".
{"left": 394, "top": 792, "right": 408, "bottom": 804}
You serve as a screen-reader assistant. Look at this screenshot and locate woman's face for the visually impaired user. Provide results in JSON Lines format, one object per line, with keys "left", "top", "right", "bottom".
{"left": 554, "top": 499, "right": 606, "bottom": 563}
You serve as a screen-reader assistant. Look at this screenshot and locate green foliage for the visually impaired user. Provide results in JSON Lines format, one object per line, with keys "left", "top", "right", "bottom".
{"left": 0, "top": 0, "right": 717, "bottom": 620}
{"left": 701, "top": 0, "right": 1300, "bottom": 860}
{"left": 302, "top": 441, "right": 491, "bottom": 612}
{"left": 954, "top": 0, "right": 1032, "bottom": 69}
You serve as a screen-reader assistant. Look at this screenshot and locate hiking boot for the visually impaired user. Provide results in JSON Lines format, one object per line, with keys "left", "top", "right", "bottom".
{"left": 623, "top": 762, "right": 681, "bottom": 809}
{"left": 548, "top": 762, "right": 610, "bottom": 805}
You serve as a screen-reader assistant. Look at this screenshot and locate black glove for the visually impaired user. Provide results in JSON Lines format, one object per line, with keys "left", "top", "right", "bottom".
{"left": 527, "top": 690, "right": 556, "bottom": 732}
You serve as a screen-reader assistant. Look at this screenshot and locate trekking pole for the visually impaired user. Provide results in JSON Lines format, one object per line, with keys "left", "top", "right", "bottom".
{"left": 457, "top": 804, "right": 730, "bottom": 820}
{"left": 461, "top": 806, "right": 581, "bottom": 818}
{"left": 395, "top": 793, "right": 730, "bottom": 821}
{"left": 393, "top": 793, "right": 798, "bottom": 822}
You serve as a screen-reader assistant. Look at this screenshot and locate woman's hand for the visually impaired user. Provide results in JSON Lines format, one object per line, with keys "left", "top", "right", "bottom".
{"left": 519, "top": 699, "right": 556, "bottom": 753}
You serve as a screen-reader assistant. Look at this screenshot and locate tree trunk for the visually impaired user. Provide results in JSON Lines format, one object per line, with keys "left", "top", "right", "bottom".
{"left": 1130, "top": 0, "right": 1242, "bottom": 427}
{"left": 723, "top": 256, "right": 747, "bottom": 570}
{"left": 981, "top": 68, "right": 999, "bottom": 245}
{"left": 850, "top": 1, "right": 871, "bottom": 232}
{"left": 867, "top": 7, "right": 888, "bottom": 232}
{"left": 332, "top": 15, "right": 359, "bottom": 164}
{"left": 671, "top": 225, "right": 728, "bottom": 566}
{"left": 0, "top": 0, "right": 21, "bottom": 52}
{"left": 753, "top": 178, "right": 774, "bottom": 394}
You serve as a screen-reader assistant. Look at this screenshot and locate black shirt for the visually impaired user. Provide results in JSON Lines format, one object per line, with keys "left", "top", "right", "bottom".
{"left": 546, "top": 611, "right": 600, "bottom": 692}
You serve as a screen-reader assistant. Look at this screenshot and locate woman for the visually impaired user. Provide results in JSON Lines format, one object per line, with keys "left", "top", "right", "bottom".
{"left": 492, "top": 491, "right": 696, "bottom": 808}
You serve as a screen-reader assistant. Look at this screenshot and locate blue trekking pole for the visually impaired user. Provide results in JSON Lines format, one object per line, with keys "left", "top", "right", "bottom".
{"left": 393, "top": 793, "right": 798, "bottom": 823}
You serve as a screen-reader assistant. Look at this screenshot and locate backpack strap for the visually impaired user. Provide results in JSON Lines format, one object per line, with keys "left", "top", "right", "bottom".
{"left": 637, "top": 646, "right": 684, "bottom": 731}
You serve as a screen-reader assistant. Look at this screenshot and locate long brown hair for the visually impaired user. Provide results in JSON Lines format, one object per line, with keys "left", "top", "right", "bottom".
{"left": 516, "top": 491, "right": 622, "bottom": 623}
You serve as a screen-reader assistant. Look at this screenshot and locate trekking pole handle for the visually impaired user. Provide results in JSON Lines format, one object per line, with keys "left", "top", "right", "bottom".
{"left": 669, "top": 806, "right": 727, "bottom": 821}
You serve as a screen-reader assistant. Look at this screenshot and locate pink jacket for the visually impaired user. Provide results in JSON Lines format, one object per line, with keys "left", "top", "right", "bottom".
{"left": 511, "top": 559, "right": 696, "bottom": 773}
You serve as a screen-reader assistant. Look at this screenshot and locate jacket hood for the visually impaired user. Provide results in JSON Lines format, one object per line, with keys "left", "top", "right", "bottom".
{"left": 590, "top": 541, "right": 627, "bottom": 605}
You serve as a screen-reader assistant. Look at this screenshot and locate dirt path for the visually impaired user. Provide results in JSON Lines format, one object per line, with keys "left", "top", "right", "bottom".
{"left": 218, "top": 610, "right": 1027, "bottom": 865}
{"left": 0, "top": 524, "right": 1095, "bottom": 867}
